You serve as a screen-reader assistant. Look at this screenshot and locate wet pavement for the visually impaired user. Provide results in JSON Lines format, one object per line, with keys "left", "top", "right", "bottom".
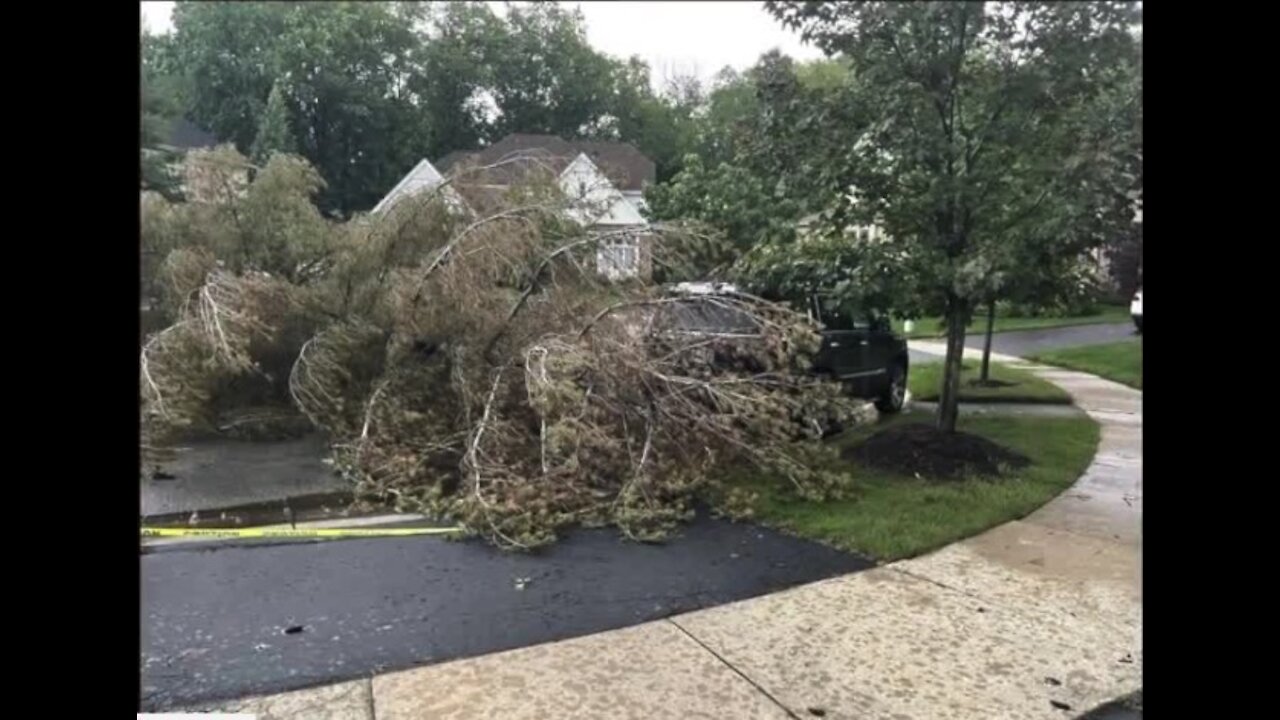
{"left": 967, "top": 322, "right": 1137, "bottom": 357}
{"left": 1078, "top": 693, "right": 1142, "bottom": 720}
{"left": 140, "top": 514, "right": 873, "bottom": 711}
{"left": 141, "top": 434, "right": 350, "bottom": 518}
{"left": 909, "top": 322, "right": 1136, "bottom": 364}
{"left": 911, "top": 401, "right": 1087, "bottom": 418}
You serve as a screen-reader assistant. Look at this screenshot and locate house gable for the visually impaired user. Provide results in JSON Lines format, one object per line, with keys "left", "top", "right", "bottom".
{"left": 370, "top": 158, "right": 468, "bottom": 215}
{"left": 559, "top": 153, "right": 647, "bottom": 228}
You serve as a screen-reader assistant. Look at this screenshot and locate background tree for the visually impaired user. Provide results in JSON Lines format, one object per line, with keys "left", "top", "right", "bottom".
{"left": 271, "top": 2, "right": 429, "bottom": 216}
{"left": 170, "top": 1, "right": 428, "bottom": 217}
{"left": 1100, "top": 36, "right": 1143, "bottom": 298}
{"left": 141, "top": 29, "right": 185, "bottom": 199}
{"left": 645, "top": 155, "right": 801, "bottom": 280}
{"left": 644, "top": 50, "right": 862, "bottom": 286}
{"left": 412, "top": 1, "right": 506, "bottom": 158}
{"left": 766, "top": 0, "right": 1142, "bottom": 432}
{"left": 694, "top": 67, "right": 758, "bottom": 167}
{"left": 250, "top": 80, "right": 298, "bottom": 163}
{"left": 170, "top": 1, "right": 292, "bottom": 151}
{"left": 587, "top": 56, "right": 698, "bottom": 182}
{"left": 160, "top": 2, "right": 871, "bottom": 218}
{"left": 486, "top": 4, "right": 617, "bottom": 140}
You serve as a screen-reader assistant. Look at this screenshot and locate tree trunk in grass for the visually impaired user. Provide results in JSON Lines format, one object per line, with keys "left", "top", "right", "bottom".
{"left": 979, "top": 299, "right": 996, "bottom": 382}
{"left": 937, "top": 299, "right": 969, "bottom": 433}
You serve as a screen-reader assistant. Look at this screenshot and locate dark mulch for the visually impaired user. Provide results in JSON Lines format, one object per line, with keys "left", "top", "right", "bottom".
{"left": 842, "top": 422, "right": 1031, "bottom": 480}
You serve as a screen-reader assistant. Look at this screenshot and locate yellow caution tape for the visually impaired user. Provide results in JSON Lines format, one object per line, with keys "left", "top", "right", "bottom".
{"left": 140, "top": 526, "right": 464, "bottom": 539}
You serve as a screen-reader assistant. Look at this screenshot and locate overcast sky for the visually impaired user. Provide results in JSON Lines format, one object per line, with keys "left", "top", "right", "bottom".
{"left": 140, "top": 1, "right": 824, "bottom": 88}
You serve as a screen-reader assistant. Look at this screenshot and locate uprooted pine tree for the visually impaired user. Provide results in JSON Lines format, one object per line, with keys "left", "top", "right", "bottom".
{"left": 140, "top": 148, "right": 862, "bottom": 549}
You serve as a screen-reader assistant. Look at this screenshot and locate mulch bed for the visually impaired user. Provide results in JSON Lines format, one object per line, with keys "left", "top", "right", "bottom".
{"left": 842, "top": 423, "right": 1031, "bottom": 480}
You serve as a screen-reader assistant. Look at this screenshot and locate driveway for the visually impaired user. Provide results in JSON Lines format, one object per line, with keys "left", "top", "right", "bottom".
{"left": 140, "top": 515, "right": 872, "bottom": 711}
{"left": 142, "top": 434, "right": 349, "bottom": 519}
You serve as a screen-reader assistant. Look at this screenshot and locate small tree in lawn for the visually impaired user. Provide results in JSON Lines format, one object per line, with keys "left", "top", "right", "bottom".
{"left": 973, "top": 234, "right": 1104, "bottom": 384}
{"left": 767, "top": 1, "right": 1141, "bottom": 432}
{"left": 250, "top": 80, "right": 298, "bottom": 165}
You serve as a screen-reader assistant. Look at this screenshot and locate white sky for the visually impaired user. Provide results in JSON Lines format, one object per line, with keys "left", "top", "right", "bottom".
{"left": 139, "top": 1, "right": 823, "bottom": 89}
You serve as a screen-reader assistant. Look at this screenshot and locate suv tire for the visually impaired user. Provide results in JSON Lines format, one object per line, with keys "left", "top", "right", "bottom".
{"left": 875, "top": 363, "right": 907, "bottom": 414}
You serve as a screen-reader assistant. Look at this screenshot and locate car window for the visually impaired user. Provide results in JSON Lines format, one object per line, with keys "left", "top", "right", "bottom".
{"left": 813, "top": 296, "right": 869, "bottom": 331}
{"left": 662, "top": 298, "right": 761, "bottom": 334}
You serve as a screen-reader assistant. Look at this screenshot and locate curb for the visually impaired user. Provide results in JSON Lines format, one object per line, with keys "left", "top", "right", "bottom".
{"left": 140, "top": 513, "right": 439, "bottom": 551}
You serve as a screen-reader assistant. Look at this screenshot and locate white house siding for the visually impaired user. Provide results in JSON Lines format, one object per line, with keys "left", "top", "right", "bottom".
{"left": 371, "top": 159, "right": 469, "bottom": 215}
{"left": 559, "top": 154, "right": 648, "bottom": 227}
{"left": 621, "top": 190, "right": 648, "bottom": 218}
{"left": 557, "top": 154, "right": 650, "bottom": 280}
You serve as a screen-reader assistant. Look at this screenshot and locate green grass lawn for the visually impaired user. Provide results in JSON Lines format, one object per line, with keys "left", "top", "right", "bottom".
{"left": 909, "top": 360, "right": 1072, "bottom": 404}
{"left": 895, "top": 304, "right": 1129, "bottom": 339}
{"left": 724, "top": 411, "right": 1100, "bottom": 561}
{"left": 1029, "top": 340, "right": 1142, "bottom": 389}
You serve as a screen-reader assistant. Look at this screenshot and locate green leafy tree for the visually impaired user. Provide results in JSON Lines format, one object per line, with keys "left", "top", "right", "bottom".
{"left": 170, "top": 1, "right": 428, "bottom": 216}
{"left": 596, "top": 57, "right": 703, "bottom": 182}
{"left": 250, "top": 80, "right": 298, "bottom": 163}
{"left": 767, "top": 0, "right": 1142, "bottom": 432}
{"left": 170, "top": 1, "right": 292, "bottom": 150}
{"left": 141, "top": 29, "right": 185, "bottom": 199}
{"left": 794, "top": 57, "right": 852, "bottom": 92}
{"left": 1099, "top": 37, "right": 1143, "bottom": 298}
{"left": 645, "top": 155, "right": 801, "bottom": 279}
{"left": 487, "top": 4, "right": 618, "bottom": 139}
{"left": 271, "top": 2, "right": 429, "bottom": 216}
{"left": 695, "top": 67, "right": 758, "bottom": 167}
{"left": 731, "top": 50, "right": 859, "bottom": 218}
{"left": 412, "top": 1, "right": 506, "bottom": 157}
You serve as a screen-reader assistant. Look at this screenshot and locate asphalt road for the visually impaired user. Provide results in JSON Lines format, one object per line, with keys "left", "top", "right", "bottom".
{"left": 140, "top": 515, "right": 872, "bottom": 710}
{"left": 966, "top": 322, "right": 1137, "bottom": 357}
{"left": 142, "top": 434, "right": 348, "bottom": 517}
{"left": 909, "top": 322, "right": 1136, "bottom": 364}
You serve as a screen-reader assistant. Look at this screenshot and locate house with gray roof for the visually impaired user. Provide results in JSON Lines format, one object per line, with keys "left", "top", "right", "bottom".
{"left": 373, "top": 134, "right": 658, "bottom": 280}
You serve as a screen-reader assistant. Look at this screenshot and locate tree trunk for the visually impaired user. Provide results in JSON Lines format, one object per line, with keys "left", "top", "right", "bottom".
{"left": 979, "top": 299, "right": 996, "bottom": 382}
{"left": 936, "top": 299, "right": 969, "bottom": 433}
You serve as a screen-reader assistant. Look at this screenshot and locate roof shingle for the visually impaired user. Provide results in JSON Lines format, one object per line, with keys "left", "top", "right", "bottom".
{"left": 163, "top": 117, "right": 219, "bottom": 151}
{"left": 436, "top": 134, "right": 655, "bottom": 191}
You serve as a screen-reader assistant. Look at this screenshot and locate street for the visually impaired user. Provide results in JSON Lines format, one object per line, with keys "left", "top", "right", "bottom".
{"left": 141, "top": 514, "right": 872, "bottom": 710}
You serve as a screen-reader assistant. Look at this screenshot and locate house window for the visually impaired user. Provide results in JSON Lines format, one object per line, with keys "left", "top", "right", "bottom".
{"left": 597, "top": 237, "right": 640, "bottom": 279}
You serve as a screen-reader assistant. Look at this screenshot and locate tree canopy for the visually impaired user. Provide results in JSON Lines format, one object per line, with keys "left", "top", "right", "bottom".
{"left": 156, "top": 1, "right": 718, "bottom": 214}
{"left": 759, "top": 0, "right": 1143, "bottom": 431}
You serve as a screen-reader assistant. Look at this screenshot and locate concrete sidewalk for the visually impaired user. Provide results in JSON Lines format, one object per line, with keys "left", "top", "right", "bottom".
{"left": 194, "top": 342, "right": 1141, "bottom": 720}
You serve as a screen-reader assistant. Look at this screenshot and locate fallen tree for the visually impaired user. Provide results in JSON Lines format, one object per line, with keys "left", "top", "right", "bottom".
{"left": 140, "top": 150, "right": 862, "bottom": 548}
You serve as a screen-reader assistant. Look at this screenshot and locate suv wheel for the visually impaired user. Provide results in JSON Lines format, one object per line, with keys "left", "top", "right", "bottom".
{"left": 876, "top": 363, "right": 907, "bottom": 414}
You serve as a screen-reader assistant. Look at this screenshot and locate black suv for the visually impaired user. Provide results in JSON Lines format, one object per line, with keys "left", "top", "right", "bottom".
{"left": 804, "top": 294, "right": 909, "bottom": 413}
{"left": 659, "top": 284, "right": 910, "bottom": 413}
